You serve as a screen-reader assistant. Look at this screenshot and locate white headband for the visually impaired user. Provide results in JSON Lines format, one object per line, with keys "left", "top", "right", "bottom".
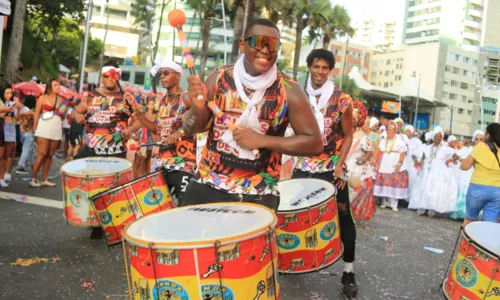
{"left": 404, "top": 125, "right": 415, "bottom": 135}
{"left": 472, "top": 130, "right": 485, "bottom": 141}
{"left": 448, "top": 135, "right": 457, "bottom": 143}
{"left": 101, "top": 66, "right": 122, "bottom": 77}
{"left": 150, "top": 53, "right": 183, "bottom": 76}
{"left": 369, "top": 117, "right": 379, "bottom": 129}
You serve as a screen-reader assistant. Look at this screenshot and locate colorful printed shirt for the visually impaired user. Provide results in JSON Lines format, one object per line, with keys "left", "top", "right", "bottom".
{"left": 295, "top": 89, "right": 352, "bottom": 173}
{"left": 196, "top": 65, "right": 290, "bottom": 195}
{"left": 83, "top": 89, "right": 131, "bottom": 155}
{"left": 151, "top": 93, "right": 196, "bottom": 174}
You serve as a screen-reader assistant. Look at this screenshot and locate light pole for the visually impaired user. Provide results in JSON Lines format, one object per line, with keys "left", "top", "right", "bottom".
{"left": 79, "top": 0, "right": 93, "bottom": 93}
{"left": 412, "top": 71, "right": 422, "bottom": 130}
{"left": 449, "top": 105, "right": 454, "bottom": 134}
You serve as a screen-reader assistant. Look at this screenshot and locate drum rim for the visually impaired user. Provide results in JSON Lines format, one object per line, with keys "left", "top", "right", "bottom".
{"left": 463, "top": 222, "right": 500, "bottom": 258}
{"left": 89, "top": 169, "right": 165, "bottom": 202}
{"left": 277, "top": 178, "right": 337, "bottom": 213}
{"left": 124, "top": 202, "right": 278, "bottom": 249}
{"left": 61, "top": 157, "right": 133, "bottom": 178}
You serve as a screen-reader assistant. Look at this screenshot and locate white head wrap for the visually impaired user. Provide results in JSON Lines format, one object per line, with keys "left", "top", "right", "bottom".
{"left": 425, "top": 132, "right": 432, "bottom": 142}
{"left": 447, "top": 135, "right": 457, "bottom": 143}
{"left": 369, "top": 117, "right": 379, "bottom": 129}
{"left": 404, "top": 125, "right": 415, "bottom": 135}
{"left": 432, "top": 126, "right": 444, "bottom": 140}
{"left": 150, "top": 53, "right": 183, "bottom": 77}
{"left": 394, "top": 117, "right": 403, "bottom": 124}
{"left": 472, "top": 130, "right": 485, "bottom": 141}
{"left": 101, "top": 66, "right": 122, "bottom": 77}
{"left": 379, "top": 125, "right": 386, "bottom": 133}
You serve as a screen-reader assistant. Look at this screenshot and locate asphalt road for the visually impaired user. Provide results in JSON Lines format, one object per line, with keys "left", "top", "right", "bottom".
{"left": 0, "top": 157, "right": 462, "bottom": 300}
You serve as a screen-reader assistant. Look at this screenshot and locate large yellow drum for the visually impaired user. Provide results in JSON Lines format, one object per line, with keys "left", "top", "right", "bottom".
{"left": 124, "top": 203, "right": 280, "bottom": 299}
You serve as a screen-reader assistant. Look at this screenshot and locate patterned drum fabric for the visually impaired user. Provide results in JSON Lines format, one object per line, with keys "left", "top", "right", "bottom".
{"left": 276, "top": 179, "right": 342, "bottom": 273}
{"left": 124, "top": 203, "right": 280, "bottom": 300}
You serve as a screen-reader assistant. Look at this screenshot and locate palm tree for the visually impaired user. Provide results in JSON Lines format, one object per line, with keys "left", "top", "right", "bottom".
{"left": 3, "top": 0, "right": 28, "bottom": 85}
{"left": 131, "top": 0, "right": 156, "bottom": 64}
{"left": 335, "top": 75, "right": 361, "bottom": 99}
{"left": 311, "top": 5, "right": 354, "bottom": 49}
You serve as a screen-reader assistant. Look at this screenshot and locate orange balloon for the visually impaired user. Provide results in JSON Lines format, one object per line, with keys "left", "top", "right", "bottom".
{"left": 168, "top": 9, "right": 186, "bottom": 27}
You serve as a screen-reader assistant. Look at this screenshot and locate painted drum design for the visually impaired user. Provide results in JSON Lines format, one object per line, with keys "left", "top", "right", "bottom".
{"left": 91, "top": 170, "right": 175, "bottom": 245}
{"left": 276, "top": 179, "right": 342, "bottom": 274}
{"left": 61, "top": 157, "right": 132, "bottom": 227}
{"left": 443, "top": 222, "right": 500, "bottom": 300}
{"left": 124, "top": 203, "right": 280, "bottom": 300}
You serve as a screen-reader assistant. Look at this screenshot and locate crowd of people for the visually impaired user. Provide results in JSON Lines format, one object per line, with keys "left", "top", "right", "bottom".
{"left": 1, "top": 17, "right": 500, "bottom": 299}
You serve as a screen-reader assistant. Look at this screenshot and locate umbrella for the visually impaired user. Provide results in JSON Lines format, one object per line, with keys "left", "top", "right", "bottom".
{"left": 58, "top": 85, "right": 77, "bottom": 99}
{"left": 12, "top": 81, "right": 45, "bottom": 98}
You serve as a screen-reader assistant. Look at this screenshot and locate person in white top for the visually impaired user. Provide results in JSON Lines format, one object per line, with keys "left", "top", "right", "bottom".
{"left": 408, "top": 131, "right": 433, "bottom": 211}
{"left": 404, "top": 125, "right": 422, "bottom": 202}
{"left": 373, "top": 121, "right": 409, "bottom": 211}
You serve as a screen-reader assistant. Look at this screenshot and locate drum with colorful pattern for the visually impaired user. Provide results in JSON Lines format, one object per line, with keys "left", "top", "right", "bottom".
{"left": 61, "top": 157, "right": 132, "bottom": 227}
{"left": 124, "top": 203, "right": 280, "bottom": 300}
{"left": 276, "top": 179, "right": 342, "bottom": 273}
{"left": 443, "top": 222, "right": 500, "bottom": 300}
{"left": 91, "top": 169, "right": 175, "bottom": 245}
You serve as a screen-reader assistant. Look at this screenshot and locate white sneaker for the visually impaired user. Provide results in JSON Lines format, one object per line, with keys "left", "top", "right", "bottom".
{"left": 30, "top": 179, "right": 42, "bottom": 188}
{"left": 0, "top": 180, "right": 8, "bottom": 188}
{"left": 380, "top": 204, "right": 387, "bottom": 209}
{"left": 4, "top": 173, "right": 11, "bottom": 181}
{"left": 392, "top": 207, "right": 399, "bottom": 212}
{"left": 41, "top": 180, "right": 56, "bottom": 187}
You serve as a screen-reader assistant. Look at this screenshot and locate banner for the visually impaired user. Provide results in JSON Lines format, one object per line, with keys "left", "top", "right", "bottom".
{"left": 381, "top": 101, "right": 401, "bottom": 114}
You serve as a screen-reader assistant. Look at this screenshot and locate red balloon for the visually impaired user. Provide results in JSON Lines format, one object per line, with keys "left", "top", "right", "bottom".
{"left": 168, "top": 9, "right": 186, "bottom": 27}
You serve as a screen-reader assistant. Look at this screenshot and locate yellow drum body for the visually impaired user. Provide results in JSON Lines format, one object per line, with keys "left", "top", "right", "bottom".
{"left": 61, "top": 157, "right": 132, "bottom": 227}
{"left": 276, "top": 179, "right": 342, "bottom": 273}
{"left": 443, "top": 222, "right": 500, "bottom": 299}
{"left": 124, "top": 203, "right": 280, "bottom": 300}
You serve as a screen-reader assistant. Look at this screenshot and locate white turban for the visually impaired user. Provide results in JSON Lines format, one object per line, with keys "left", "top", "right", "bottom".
{"left": 379, "top": 125, "right": 386, "bottom": 133}
{"left": 432, "top": 126, "right": 444, "bottom": 140}
{"left": 472, "top": 130, "right": 485, "bottom": 141}
{"left": 150, "top": 53, "right": 183, "bottom": 77}
{"left": 447, "top": 135, "right": 457, "bottom": 143}
{"left": 425, "top": 132, "right": 432, "bottom": 142}
{"left": 404, "top": 125, "right": 415, "bottom": 135}
{"left": 394, "top": 117, "right": 403, "bottom": 124}
{"left": 369, "top": 117, "right": 379, "bottom": 129}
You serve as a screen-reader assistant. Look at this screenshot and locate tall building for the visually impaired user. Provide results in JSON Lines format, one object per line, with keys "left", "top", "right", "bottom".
{"left": 402, "top": 0, "right": 500, "bottom": 52}
{"left": 477, "top": 84, "right": 500, "bottom": 129}
{"left": 328, "top": 40, "right": 373, "bottom": 81}
{"left": 86, "top": 0, "right": 141, "bottom": 59}
{"left": 352, "top": 19, "right": 397, "bottom": 51}
{"left": 370, "top": 42, "right": 483, "bottom": 138}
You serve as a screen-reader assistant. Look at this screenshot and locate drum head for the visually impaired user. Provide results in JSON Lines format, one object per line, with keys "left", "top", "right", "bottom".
{"left": 277, "top": 179, "right": 336, "bottom": 212}
{"left": 464, "top": 221, "right": 500, "bottom": 256}
{"left": 125, "top": 203, "right": 277, "bottom": 249}
{"left": 61, "top": 157, "right": 132, "bottom": 176}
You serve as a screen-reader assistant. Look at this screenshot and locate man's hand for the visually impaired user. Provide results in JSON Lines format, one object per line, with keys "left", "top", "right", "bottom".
{"left": 187, "top": 75, "right": 207, "bottom": 108}
{"left": 356, "top": 157, "right": 365, "bottom": 165}
{"left": 165, "top": 131, "right": 182, "bottom": 144}
{"left": 233, "top": 128, "right": 263, "bottom": 150}
{"left": 334, "top": 165, "right": 346, "bottom": 190}
{"left": 121, "top": 129, "right": 132, "bottom": 140}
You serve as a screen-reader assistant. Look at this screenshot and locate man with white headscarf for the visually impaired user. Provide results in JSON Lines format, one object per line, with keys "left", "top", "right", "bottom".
{"left": 131, "top": 54, "right": 195, "bottom": 206}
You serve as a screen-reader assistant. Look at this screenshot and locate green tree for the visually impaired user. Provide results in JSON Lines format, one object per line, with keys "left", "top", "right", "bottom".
{"left": 310, "top": 5, "right": 354, "bottom": 49}
{"left": 154, "top": 0, "right": 171, "bottom": 61}
{"left": 3, "top": 0, "right": 28, "bottom": 85}
{"left": 229, "top": 0, "right": 259, "bottom": 64}
{"left": 335, "top": 75, "right": 361, "bottom": 99}
{"left": 131, "top": 0, "right": 156, "bottom": 64}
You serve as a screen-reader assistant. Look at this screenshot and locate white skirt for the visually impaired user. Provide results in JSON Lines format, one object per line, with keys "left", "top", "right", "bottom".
{"left": 35, "top": 116, "right": 62, "bottom": 141}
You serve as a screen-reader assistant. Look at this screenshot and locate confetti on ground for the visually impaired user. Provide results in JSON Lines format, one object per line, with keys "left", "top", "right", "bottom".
{"left": 1, "top": 195, "right": 28, "bottom": 202}
{"left": 424, "top": 247, "right": 444, "bottom": 254}
{"left": 386, "top": 247, "right": 393, "bottom": 254}
{"left": 81, "top": 280, "right": 95, "bottom": 291}
{"left": 11, "top": 256, "right": 61, "bottom": 267}
{"left": 383, "top": 290, "right": 410, "bottom": 298}
{"left": 105, "top": 294, "right": 129, "bottom": 299}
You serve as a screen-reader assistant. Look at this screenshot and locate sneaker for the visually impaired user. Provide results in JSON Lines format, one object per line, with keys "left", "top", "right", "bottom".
{"left": 4, "top": 173, "right": 11, "bottom": 181}
{"left": 392, "top": 207, "right": 399, "bottom": 212}
{"left": 380, "top": 204, "right": 387, "bottom": 209}
{"left": 0, "top": 180, "right": 8, "bottom": 188}
{"left": 41, "top": 180, "right": 56, "bottom": 187}
{"left": 30, "top": 179, "right": 42, "bottom": 188}
{"left": 16, "top": 167, "right": 28, "bottom": 175}
{"left": 341, "top": 272, "right": 358, "bottom": 299}
{"left": 90, "top": 227, "right": 104, "bottom": 240}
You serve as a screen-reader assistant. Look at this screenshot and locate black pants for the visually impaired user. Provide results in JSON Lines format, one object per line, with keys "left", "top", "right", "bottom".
{"left": 181, "top": 180, "right": 280, "bottom": 211}
{"left": 163, "top": 169, "right": 193, "bottom": 207}
{"left": 73, "top": 146, "right": 126, "bottom": 159}
{"left": 292, "top": 169, "right": 356, "bottom": 263}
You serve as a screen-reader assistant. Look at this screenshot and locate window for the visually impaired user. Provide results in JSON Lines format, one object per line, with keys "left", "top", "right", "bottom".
{"left": 462, "top": 70, "right": 467, "bottom": 76}
{"left": 122, "top": 71, "right": 130, "bottom": 82}
{"left": 471, "top": 59, "right": 477, "bottom": 65}
{"left": 386, "top": 59, "right": 391, "bottom": 65}
{"left": 450, "top": 80, "right": 459, "bottom": 87}
{"left": 445, "top": 65, "right": 451, "bottom": 72}
{"left": 468, "top": 98, "right": 474, "bottom": 104}
{"left": 462, "top": 95, "right": 467, "bottom": 103}
{"left": 447, "top": 53, "right": 455, "bottom": 61}
{"left": 460, "top": 82, "right": 469, "bottom": 90}
{"left": 449, "top": 93, "right": 457, "bottom": 100}
{"left": 390, "top": 82, "right": 393, "bottom": 86}
{"left": 455, "top": 54, "right": 460, "bottom": 61}
{"left": 444, "top": 80, "right": 449, "bottom": 85}
{"left": 391, "top": 70, "right": 394, "bottom": 74}
{"left": 93, "top": 5, "right": 102, "bottom": 16}
{"left": 457, "top": 108, "right": 464, "bottom": 114}
{"left": 380, "top": 71, "right": 383, "bottom": 75}
{"left": 384, "top": 82, "right": 389, "bottom": 87}
{"left": 373, "top": 61, "right": 378, "bottom": 66}
{"left": 463, "top": 57, "right": 470, "bottom": 63}
{"left": 467, "top": 110, "right": 472, "bottom": 116}
{"left": 442, "top": 92, "right": 448, "bottom": 99}
{"left": 105, "top": 8, "right": 128, "bottom": 20}
{"left": 452, "top": 67, "right": 460, "bottom": 74}
{"left": 385, "top": 71, "right": 390, "bottom": 76}
{"left": 371, "top": 72, "right": 377, "bottom": 78}
{"left": 134, "top": 72, "right": 145, "bottom": 85}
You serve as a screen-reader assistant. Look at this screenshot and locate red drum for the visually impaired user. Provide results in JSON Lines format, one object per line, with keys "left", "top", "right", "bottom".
{"left": 124, "top": 203, "right": 280, "bottom": 299}
{"left": 91, "top": 170, "right": 175, "bottom": 245}
{"left": 276, "top": 179, "right": 342, "bottom": 273}
{"left": 443, "top": 222, "right": 500, "bottom": 300}
{"left": 61, "top": 157, "right": 132, "bottom": 227}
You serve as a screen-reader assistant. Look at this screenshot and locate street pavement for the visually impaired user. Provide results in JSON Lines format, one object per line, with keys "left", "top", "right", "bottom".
{"left": 0, "top": 157, "right": 462, "bottom": 300}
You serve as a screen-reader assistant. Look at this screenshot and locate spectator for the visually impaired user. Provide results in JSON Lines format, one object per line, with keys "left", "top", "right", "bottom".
{"left": 16, "top": 95, "right": 37, "bottom": 174}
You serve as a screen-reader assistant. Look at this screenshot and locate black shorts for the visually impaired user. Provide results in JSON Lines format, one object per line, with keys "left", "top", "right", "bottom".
{"left": 68, "top": 131, "right": 82, "bottom": 148}
{"left": 63, "top": 128, "right": 70, "bottom": 141}
{"left": 162, "top": 169, "right": 193, "bottom": 207}
{"left": 0, "top": 118, "right": 4, "bottom": 147}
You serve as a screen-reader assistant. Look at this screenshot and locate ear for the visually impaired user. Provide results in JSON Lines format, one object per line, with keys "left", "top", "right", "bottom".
{"left": 239, "top": 38, "right": 246, "bottom": 55}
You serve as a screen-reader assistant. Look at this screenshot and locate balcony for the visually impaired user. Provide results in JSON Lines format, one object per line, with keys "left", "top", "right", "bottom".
{"left": 469, "top": 9, "right": 484, "bottom": 19}
{"left": 463, "top": 31, "right": 481, "bottom": 42}
{"left": 464, "top": 19, "right": 482, "bottom": 30}
{"left": 470, "top": 0, "right": 484, "bottom": 7}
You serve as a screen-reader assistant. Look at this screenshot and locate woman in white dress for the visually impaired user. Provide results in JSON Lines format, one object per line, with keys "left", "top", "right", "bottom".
{"left": 420, "top": 128, "right": 458, "bottom": 216}
{"left": 409, "top": 132, "right": 432, "bottom": 212}
{"left": 450, "top": 130, "right": 484, "bottom": 219}
{"left": 373, "top": 121, "right": 409, "bottom": 211}
{"left": 404, "top": 125, "right": 422, "bottom": 202}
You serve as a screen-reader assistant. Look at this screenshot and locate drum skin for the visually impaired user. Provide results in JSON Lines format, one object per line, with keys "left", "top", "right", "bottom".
{"left": 276, "top": 179, "right": 342, "bottom": 273}
{"left": 124, "top": 203, "right": 280, "bottom": 300}
{"left": 443, "top": 223, "right": 500, "bottom": 300}
{"left": 61, "top": 158, "right": 132, "bottom": 227}
{"left": 91, "top": 170, "right": 175, "bottom": 245}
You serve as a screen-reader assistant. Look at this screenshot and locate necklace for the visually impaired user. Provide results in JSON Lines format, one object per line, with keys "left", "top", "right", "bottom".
{"left": 385, "top": 138, "right": 396, "bottom": 154}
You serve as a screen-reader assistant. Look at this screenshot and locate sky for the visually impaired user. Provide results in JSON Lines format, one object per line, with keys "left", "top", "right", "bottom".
{"left": 331, "top": 0, "right": 407, "bottom": 45}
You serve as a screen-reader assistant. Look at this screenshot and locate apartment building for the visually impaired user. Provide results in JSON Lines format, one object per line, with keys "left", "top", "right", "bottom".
{"left": 329, "top": 40, "right": 373, "bottom": 81}
{"left": 352, "top": 19, "right": 397, "bottom": 51}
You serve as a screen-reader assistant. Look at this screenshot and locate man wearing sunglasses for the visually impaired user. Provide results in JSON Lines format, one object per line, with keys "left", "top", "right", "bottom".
{"left": 182, "top": 18, "right": 322, "bottom": 210}
{"left": 130, "top": 56, "right": 196, "bottom": 206}
{"left": 292, "top": 49, "right": 357, "bottom": 298}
